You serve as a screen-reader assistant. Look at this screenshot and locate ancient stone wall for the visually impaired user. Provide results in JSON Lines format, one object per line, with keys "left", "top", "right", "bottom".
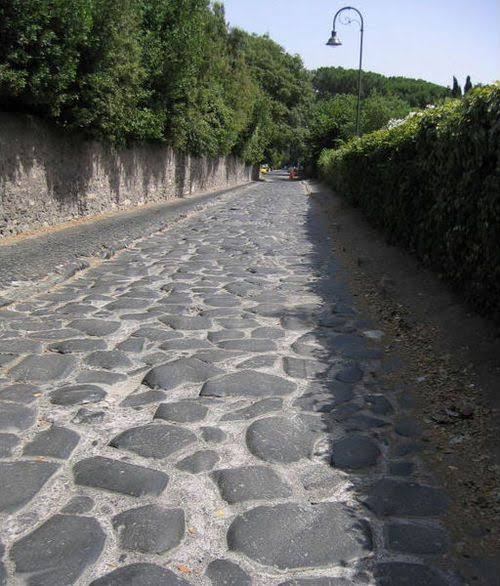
{"left": 0, "top": 112, "right": 255, "bottom": 237}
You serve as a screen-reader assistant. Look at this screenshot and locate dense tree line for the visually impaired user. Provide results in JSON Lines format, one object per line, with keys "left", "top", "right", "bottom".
{"left": 0, "top": 0, "right": 311, "bottom": 164}
{"left": 312, "top": 66, "right": 451, "bottom": 107}
{"left": 0, "top": 1, "right": 451, "bottom": 166}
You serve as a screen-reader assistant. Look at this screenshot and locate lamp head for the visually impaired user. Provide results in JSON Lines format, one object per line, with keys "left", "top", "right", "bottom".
{"left": 326, "top": 30, "right": 342, "bottom": 46}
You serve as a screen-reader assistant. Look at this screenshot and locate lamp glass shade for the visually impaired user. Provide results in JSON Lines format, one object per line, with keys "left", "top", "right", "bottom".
{"left": 326, "top": 31, "right": 342, "bottom": 46}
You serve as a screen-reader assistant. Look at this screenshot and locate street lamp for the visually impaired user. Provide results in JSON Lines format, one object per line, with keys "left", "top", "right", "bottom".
{"left": 326, "top": 6, "right": 364, "bottom": 136}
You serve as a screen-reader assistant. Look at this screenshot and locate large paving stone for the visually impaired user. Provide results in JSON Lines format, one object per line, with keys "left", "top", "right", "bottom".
{"left": 160, "top": 338, "right": 213, "bottom": 351}
{"left": 69, "top": 318, "right": 121, "bottom": 336}
{"left": 49, "top": 338, "right": 107, "bottom": 354}
{"left": 0, "top": 339, "right": 42, "bottom": 354}
{"left": 0, "top": 461, "right": 59, "bottom": 512}
{"left": 212, "top": 466, "right": 291, "bottom": 503}
{"left": 283, "top": 357, "right": 328, "bottom": 379}
{"left": 385, "top": 522, "right": 450, "bottom": 554}
{"left": 334, "top": 362, "right": 364, "bottom": 384}
{"left": 76, "top": 370, "right": 127, "bottom": 385}
{"left": 91, "top": 563, "right": 191, "bottom": 585}
{"left": 208, "top": 330, "right": 245, "bottom": 343}
{"left": 160, "top": 315, "right": 212, "bottom": 330}
{"left": 143, "top": 358, "right": 224, "bottom": 391}
{"left": 49, "top": 384, "right": 107, "bottom": 406}
{"left": 85, "top": 350, "right": 132, "bottom": 371}
{"left": 0, "top": 402, "right": 36, "bottom": 431}
{"left": 155, "top": 400, "right": 208, "bottom": 423}
{"left": 221, "top": 398, "right": 283, "bottom": 421}
{"left": 23, "top": 426, "right": 80, "bottom": 459}
{"left": 363, "top": 479, "right": 450, "bottom": 517}
{"left": 112, "top": 505, "right": 184, "bottom": 554}
{"left": 132, "top": 327, "right": 182, "bottom": 341}
{"left": 121, "top": 390, "right": 166, "bottom": 407}
{"left": 176, "top": 450, "right": 220, "bottom": 473}
{"left": 246, "top": 416, "right": 316, "bottom": 463}
{"left": 74, "top": 456, "right": 168, "bottom": 497}
{"left": 205, "top": 559, "right": 251, "bottom": 585}
{"left": 11, "top": 514, "right": 105, "bottom": 586}
{"left": 9, "top": 354, "right": 77, "bottom": 382}
{"left": 110, "top": 423, "right": 196, "bottom": 459}
{"left": 201, "top": 427, "right": 227, "bottom": 443}
{"left": 331, "top": 436, "right": 381, "bottom": 470}
{"left": 200, "top": 370, "right": 295, "bottom": 398}
{"left": 251, "top": 326, "right": 285, "bottom": 339}
{"left": 218, "top": 339, "right": 277, "bottom": 352}
{"left": 236, "top": 354, "right": 277, "bottom": 369}
{"left": 0, "top": 433, "right": 20, "bottom": 457}
{"left": 0, "top": 383, "right": 39, "bottom": 404}
{"left": 374, "top": 562, "right": 449, "bottom": 585}
{"left": 227, "top": 502, "right": 371, "bottom": 569}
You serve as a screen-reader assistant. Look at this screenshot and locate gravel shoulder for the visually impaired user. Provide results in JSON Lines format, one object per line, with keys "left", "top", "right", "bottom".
{"left": 308, "top": 181, "right": 500, "bottom": 584}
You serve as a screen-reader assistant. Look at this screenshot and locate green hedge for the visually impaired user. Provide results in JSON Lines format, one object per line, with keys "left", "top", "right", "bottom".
{"left": 319, "top": 84, "right": 500, "bottom": 320}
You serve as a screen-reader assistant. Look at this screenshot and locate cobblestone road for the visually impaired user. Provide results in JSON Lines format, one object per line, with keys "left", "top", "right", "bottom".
{"left": 0, "top": 174, "right": 459, "bottom": 584}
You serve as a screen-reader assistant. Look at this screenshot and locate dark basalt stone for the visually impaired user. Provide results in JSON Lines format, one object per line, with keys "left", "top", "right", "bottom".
{"left": 227, "top": 502, "right": 371, "bottom": 569}
{"left": 205, "top": 559, "right": 251, "bottom": 585}
{"left": 110, "top": 423, "right": 196, "bottom": 459}
{"left": 74, "top": 456, "right": 169, "bottom": 497}
{"left": 221, "top": 398, "right": 283, "bottom": 421}
{"left": 84, "top": 350, "right": 132, "bottom": 371}
{"left": 385, "top": 522, "right": 450, "bottom": 554}
{"left": 143, "top": 358, "right": 224, "bottom": 391}
{"left": 363, "top": 479, "right": 450, "bottom": 517}
{"left": 200, "top": 370, "right": 295, "bottom": 398}
{"left": 11, "top": 514, "right": 105, "bottom": 586}
{"left": 201, "top": 427, "right": 227, "bottom": 443}
{"left": 9, "top": 354, "right": 77, "bottom": 382}
{"left": 23, "top": 426, "right": 80, "bottom": 459}
{"left": 69, "top": 319, "right": 121, "bottom": 337}
{"left": 0, "top": 460, "right": 59, "bottom": 512}
{"left": 331, "top": 436, "right": 381, "bottom": 470}
{"left": 90, "top": 563, "right": 191, "bottom": 585}
{"left": 49, "top": 384, "right": 107, "bottom": 406}
{"left": 0, "top": 402, "right": 36, "bottom": 432}
{"left": 0, "top": 383, "right": 39, "bottom": 404}
{"left": 211, "top": 466, "right": 291, "bottom": 503}
{"left": 246, "top": 416, "right": 316, "bottom": 463}
{"left": 112, "top": 505, "right": 185, "bottom": 554}
{"left": 175, "top": 450, "right": 220, "bottom": 474}
{"left": 48, "top": 338, "right": 107, "bottom": 354}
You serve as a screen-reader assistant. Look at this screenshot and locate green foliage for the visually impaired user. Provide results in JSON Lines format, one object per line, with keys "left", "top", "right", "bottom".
{"left": 318, "top": 84, "right": 500, "bottom": 320}
{"left": 0, "top": 0, "right": 310, "bottom": 162}
{"left": 234, "top": 31, "right": 314, "bottom": 165}
{"left": 0, "top": 0, "right": 93, "bottom": 117}
{"left": 313, "top": 66, "right": 450, "bottom": 107}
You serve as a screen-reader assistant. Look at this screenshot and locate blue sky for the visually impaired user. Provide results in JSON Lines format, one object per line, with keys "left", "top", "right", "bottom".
{"left": 222, "top": 0, "right": 500, "bottom": 87}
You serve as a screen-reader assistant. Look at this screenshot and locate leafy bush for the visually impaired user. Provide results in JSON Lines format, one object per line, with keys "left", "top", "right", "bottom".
{"left": 319, "top": 84, "right": 500, "bottom": 320}
{"left": 0, "top": 0, "right": 312, "bottom": 163}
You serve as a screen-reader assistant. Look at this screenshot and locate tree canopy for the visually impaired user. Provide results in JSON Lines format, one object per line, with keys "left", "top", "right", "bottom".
{"left": 0, "top": 2, "right": 451, "bottom": 167}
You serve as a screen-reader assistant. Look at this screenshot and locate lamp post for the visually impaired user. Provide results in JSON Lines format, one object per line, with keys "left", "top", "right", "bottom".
{"left": 326, "top": 6, "right": 364, "bottom": 136}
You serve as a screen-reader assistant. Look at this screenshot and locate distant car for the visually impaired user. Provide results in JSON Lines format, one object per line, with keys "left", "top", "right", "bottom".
{"left": 260, "top": 164, "right": 270, "bottom": 175}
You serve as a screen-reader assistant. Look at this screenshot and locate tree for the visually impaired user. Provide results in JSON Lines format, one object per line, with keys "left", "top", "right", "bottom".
{"left": 312, "top": 66, "right": 450, "bottom": 107}
{"left": 452, "top": 76, "right": 462, "bottom": 98}
{"left": 464, "top": 75, "right": 473, "bottom": 94}
{"left": 361, "top": 92, "right": 411, "bottom": 134}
